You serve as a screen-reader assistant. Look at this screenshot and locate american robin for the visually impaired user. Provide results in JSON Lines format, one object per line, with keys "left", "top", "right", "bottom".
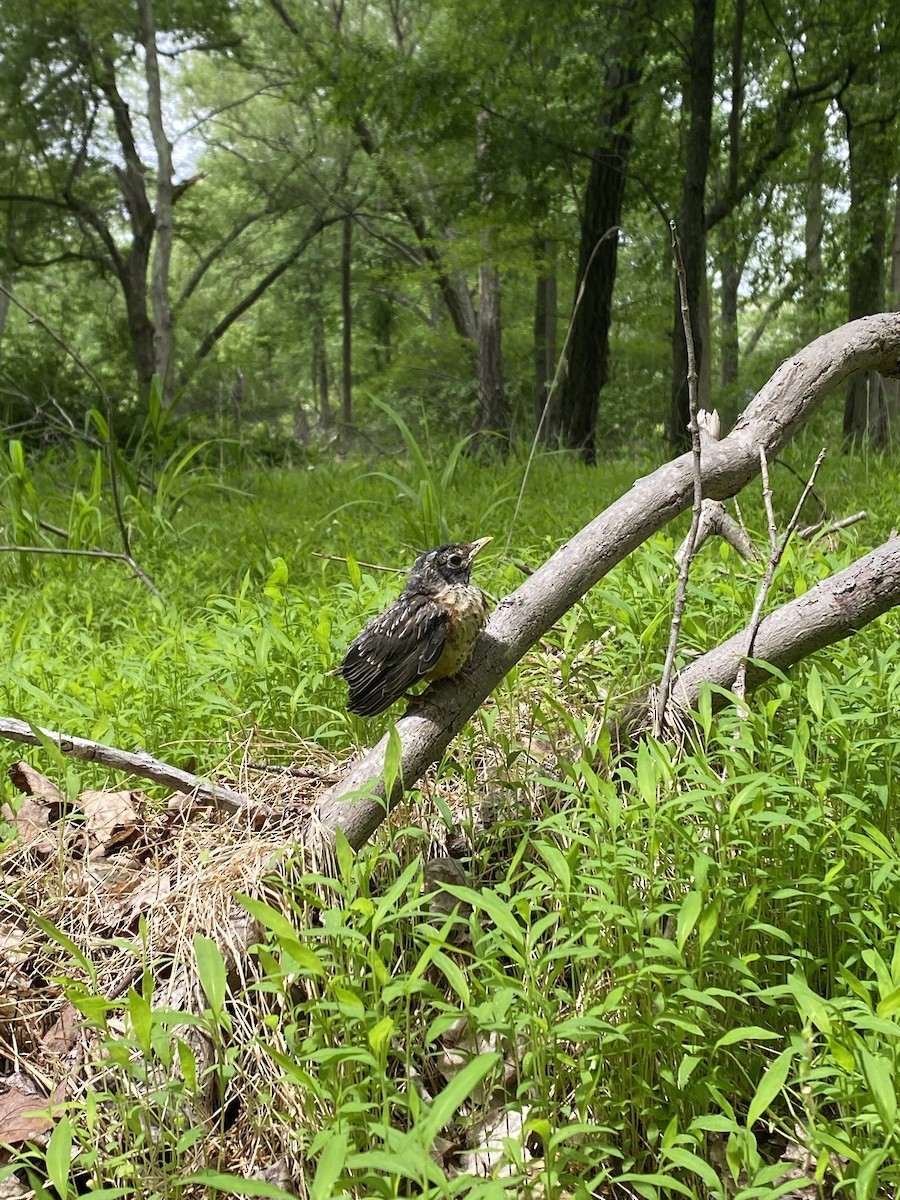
{"left": 338, "top": 537, "right": 492, "bottom": 716}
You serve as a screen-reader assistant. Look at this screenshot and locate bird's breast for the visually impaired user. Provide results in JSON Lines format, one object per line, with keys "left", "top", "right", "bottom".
{"left": 427, "top": 585, "right": 488, "bottom": 680}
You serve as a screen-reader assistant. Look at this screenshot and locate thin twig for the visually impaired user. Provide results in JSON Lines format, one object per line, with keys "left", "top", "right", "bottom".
{"left": 654, "top": 221, "right": 704, "bottom": 737}
{"left": 505, "top": 226, "right": 622, "bottom": 554}
{"left": 734, "top": 447, "right": 827, "bottom": 702}
{"left": 0, "top": 715, "right": 252, "bottom": 814}
{"left": 311, "top": 550, "right": 405, "bottom": 573}
{"left": 0, "top": 282, "right": 138, "bottom": 581}
{"left": 759, "top": 446, "right": 778, "bottom": 552}
{"left": 798, "top": 510, "right": 867, "bottom": 541}
{"left": 0, "top": 544, "right": 159, "bottom": 594}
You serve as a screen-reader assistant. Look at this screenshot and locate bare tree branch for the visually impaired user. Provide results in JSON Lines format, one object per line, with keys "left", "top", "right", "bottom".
{"left": 315, "top": 313, "right": 900, "bottom": 851}
{"left": 193, "top": 213, "right": 345, "bottom": 362}
{"left": 734, "top": 447, "right": 826, "bottom": 701}
{"left": 655, "top": 221, "right": 704, "bottom": 735}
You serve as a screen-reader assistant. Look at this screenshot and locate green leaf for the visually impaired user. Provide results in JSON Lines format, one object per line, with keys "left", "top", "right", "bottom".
{"left": 28, "top": 911, "right": 95, "bottom": 981}
{"left": 194, "top": 934, "right": 227, "bottom": 1016}
{"left": 45, "top": 1115, "right": 72, "bottom": 1197}
{"left": 334, "top": 827, "right": 354, "bottom": 888}
{"left": 806, "top": 665, "right": 824, "bottom": 719}
{"left": 237, "top": 894, "right": 300, "bottom": 945}
{"left": 534, "top": 839, "right": 571, "bottom": 894}
{"left": 310, "top": 1131, "right": 348, "bottom": 1200}
{"left": 875, "top": 986, "right": 900, "bottom": 1018}
{"left": 181, "top": 1170, "right": 296, "bottom": 1198}
{"left": 383, "top": 722, "right": 403, "bottom": 799}
{"left": 440, "top": 884, "right": 524, "bottom": 951}
{"left": 714, "top": 1026, "right": 781, "bottom": 1050}
{"left": 420, "top": 1052, "right": 499, "bottom": 1138}
{"left": 636, "top": 741, "right": 657, "bottom": 805}
{"left": 346, "top": 553, "right": 362, "bottom": 591}
{"left": 747, "top": 1047, "right": 795, "bottom": 1128}
{"left": 661, "top": 1145, "right": 722, "bottom": 1192}
{"left": 128, "top": 988, "right": 153, "bottom": 1054}
{"left": 676, "top": 891, "right": 702, "bottom": 951}
{"left": 854, "top": 1147, "right": 888, "bottom": 1200}
{"left": 859, "top": 1048, "right": 897, "bottom": 1133}
{"left": 177, "top": 1038, "right": 197, "bottom": 1092}
{"left": 89, "top": 408, "right": 110, "bottom": 441}
{"left": 368, "top": 1015, "right": 394, "bottom": 1054}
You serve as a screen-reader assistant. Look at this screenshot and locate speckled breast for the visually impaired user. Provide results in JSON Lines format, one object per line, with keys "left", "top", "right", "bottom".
{"left": 427, "top": 584, "right": 489, "bottom": 680}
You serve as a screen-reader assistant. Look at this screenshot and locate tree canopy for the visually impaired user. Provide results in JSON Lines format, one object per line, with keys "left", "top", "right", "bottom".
{"left": 1, "top": 0, "right": 898, "bottom": 453}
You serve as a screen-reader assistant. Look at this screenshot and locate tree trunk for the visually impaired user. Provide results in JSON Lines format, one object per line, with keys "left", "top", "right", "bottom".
{"left": 840, "top": 93, "right": 891, "bottom": 446}
{"left": 89, "top": 50, "right": 158, "bottom": 399}
{"left": 341, "top": 215, "right": 353, "bottom": 433}
{"left": 137, "top": 0, "right": 175, "bottom": 405}
{"left": 0, "top": 277, "right": 11, "bottom": 361}
{"left": 533, "top": 238, "right": 557, "bottom": 430}
{"left": 718, "top": 0, "right": 744, "bottom": 393}
{"left": 472, "top": 111, "right": 508, "bottom": 447}
{"left": 312, "top": 300, "right": 331, "bottom": 429}
{"left": 669, "top": 0, "right": 716, "bottom": 450}
{"left": 804, "top": 106, "right": 826, "bottom": 329}
{"left": 553, "top": 21, "right": 644, "bottom": 462}
{"left": 882, "top": 181, "right": 900, "bottom": 440}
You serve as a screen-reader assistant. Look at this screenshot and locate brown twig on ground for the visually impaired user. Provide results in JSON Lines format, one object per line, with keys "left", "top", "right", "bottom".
{"left": 0, "top": 544, "right": 160, "bottom": 595}
{"left": 734, "top": 447, "right": 827, "bottom": 701}
{"left": 654, "top": 221, "right": 704, "bottom": 737}
{"left": 0, "top": 716, "right": 251, "bottom": 814}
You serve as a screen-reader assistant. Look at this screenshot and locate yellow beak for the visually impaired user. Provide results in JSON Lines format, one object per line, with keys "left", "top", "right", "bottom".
{"left": 465, "top": 536, "right": 492, "bottom": 563}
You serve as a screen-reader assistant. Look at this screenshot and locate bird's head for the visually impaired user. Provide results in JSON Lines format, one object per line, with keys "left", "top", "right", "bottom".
{"left": 409, "top": 537, "right": 492, "bottom": 591}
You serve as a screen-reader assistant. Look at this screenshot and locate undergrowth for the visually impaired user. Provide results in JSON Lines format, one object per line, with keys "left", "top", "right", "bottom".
{"left": 1, "top": 412, "right": 899, "bottom": 1198}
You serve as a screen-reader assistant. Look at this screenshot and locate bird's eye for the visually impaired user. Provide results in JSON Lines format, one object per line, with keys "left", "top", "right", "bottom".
{"left": 447, "top": 553, "right": 463, "bottom": 569}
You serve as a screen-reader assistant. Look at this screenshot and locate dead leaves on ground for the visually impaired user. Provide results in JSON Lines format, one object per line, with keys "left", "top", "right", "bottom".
{"left": 0, "top": 755, "right": 302, "bottom": 1161}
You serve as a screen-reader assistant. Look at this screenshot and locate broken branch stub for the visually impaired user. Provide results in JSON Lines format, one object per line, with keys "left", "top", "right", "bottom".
{"left": 316, "top": 313, "right": 900, "bottom": 851}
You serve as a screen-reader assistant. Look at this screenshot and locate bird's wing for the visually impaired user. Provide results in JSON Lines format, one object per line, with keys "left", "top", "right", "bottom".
{"left": 339, "top": 592, "right": 450, "bottom": 716}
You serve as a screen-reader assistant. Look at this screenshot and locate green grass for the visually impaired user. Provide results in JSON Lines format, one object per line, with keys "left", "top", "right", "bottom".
{"left": 2, "top": 420, "right": 900, "bottom": 1198}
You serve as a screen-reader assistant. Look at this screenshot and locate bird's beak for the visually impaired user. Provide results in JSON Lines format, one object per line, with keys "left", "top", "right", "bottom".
{"left": 465, "top": 536, "right": 492, "bottom": 563}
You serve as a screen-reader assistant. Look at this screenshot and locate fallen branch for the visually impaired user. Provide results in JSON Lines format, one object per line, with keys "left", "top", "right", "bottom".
{"left": 316, "top": 313, "right": 900, "bottom": 851}
{"left": 0, "top": 717, "right": 250, "bottom": 814}
{"left": 650, "top": 533, "right": 900, "bottom": 727}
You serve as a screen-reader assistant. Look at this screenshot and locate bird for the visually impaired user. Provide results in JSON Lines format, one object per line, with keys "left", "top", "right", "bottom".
{"left": 338, "top": 537, "right": 492, "bottom": 717}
